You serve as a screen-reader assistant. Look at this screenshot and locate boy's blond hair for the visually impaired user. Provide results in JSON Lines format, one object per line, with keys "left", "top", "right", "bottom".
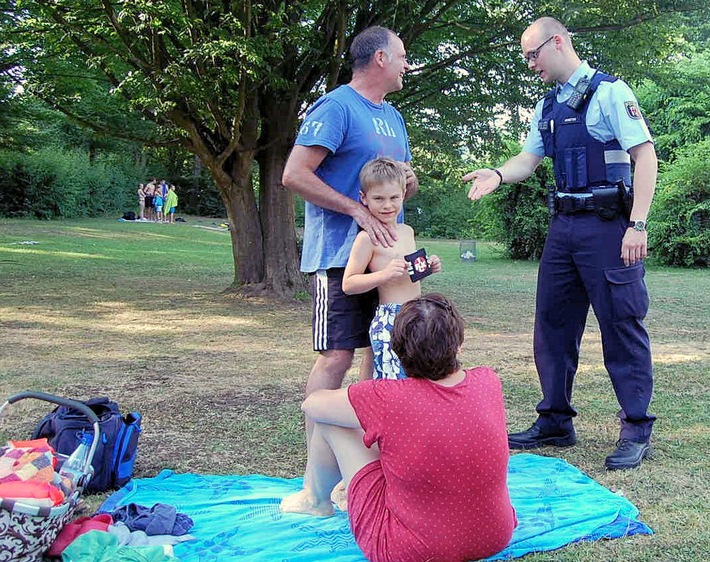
{"left": 359, "top": 157, "right": 407, "bottom": 194}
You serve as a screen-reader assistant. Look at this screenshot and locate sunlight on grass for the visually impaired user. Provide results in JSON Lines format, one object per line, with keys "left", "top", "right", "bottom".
{"left": 664, "top": 424, "right": 709, "bottom": 440}
{"left": 0, "top": 247, "right": 112, "bottom": 259}
{"left": 68, "top": 226, "right": 182, "bottom": 241}
{"left": 653, "top": 351, "right": 706, "bottom": 364}
{"left": 67, "top": 227, "right": 146, "bottom": 239}
{"left": 1, "top": 304, "right": 260, "bottom": 332}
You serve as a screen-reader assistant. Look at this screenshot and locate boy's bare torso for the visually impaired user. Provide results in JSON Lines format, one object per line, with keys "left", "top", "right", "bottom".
{"left": 369, "top": 224, "right": 420, "bottom": 304}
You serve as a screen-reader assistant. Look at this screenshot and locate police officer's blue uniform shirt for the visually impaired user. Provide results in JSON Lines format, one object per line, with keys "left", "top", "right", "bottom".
{"left": 296, "top": 85, "right": 411, "bottom": 273}
{"left": 522, "top": 63, "right": 656, "bottom": 443}
{"left": 523, "top": 61, "right": 652, "bottom": 161}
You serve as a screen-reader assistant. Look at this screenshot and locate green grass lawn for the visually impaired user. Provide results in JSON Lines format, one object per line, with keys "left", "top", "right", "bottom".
{"left": 0, "top": 217, "right": 708, "bottom": 561}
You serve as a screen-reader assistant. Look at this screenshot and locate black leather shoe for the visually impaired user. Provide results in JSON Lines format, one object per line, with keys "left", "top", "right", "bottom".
{"left": 604, "top": 439, "right": 652, "bottom": 470}
{"left": 508, "top": 424, "right": 577, "bottom": 450}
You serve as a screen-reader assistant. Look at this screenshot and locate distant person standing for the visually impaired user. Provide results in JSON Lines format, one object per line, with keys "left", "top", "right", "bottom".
{"left": 462, "top": 17, "right": 657, "bottom": 470}
{"left": 282, "top": 26, "right": 419, "bottom": 415}
{"left": 137, "top": 183, "right": 146, "bottom": 221}
{"left": 144, "top": 179, "right": 156, "bottom": 222}
{"left": 153, "top": 189, "right": 164, "bottom": 223}
{"left": 164, "top": 185, "right": 178, "bottom": 223}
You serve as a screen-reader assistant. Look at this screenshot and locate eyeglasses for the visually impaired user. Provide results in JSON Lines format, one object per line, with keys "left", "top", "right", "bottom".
{"left": 524, "top": 36, "right": 555, "bottom": 62}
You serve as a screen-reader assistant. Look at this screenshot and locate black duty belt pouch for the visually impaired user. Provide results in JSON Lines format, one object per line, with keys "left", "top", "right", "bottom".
{"left": 621, "top": 186, "right": 634, "bottom": 218}
{"left": 591, "top": 187, "right": 620, "bottom": 221}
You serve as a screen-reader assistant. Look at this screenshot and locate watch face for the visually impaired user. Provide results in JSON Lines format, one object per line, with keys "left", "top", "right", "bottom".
{"left": 632, "top": 221, "right": 646, "bottom": 231}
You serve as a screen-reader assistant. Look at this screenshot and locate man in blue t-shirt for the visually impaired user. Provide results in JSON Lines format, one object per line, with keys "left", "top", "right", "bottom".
{"left": 462, "top": 17, "right": 657, "bottom": 471}
{"left": 282, "top": 26, "right": 418, "bottom": 425}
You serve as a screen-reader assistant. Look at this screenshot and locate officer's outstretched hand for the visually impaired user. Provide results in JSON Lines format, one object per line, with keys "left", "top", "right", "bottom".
{"left": 463, "top": 168, "right": 501, "bottom": 201}
{"left": 621, "top": 229, "right": 647, "bottom": 266}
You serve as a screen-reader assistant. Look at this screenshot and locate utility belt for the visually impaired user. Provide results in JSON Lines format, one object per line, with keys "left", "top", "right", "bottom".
{"left": 546, "top": 181, "right": 633, "bottom": 221}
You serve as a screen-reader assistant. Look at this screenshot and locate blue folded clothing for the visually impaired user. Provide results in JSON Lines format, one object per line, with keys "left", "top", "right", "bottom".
{"left": 110, "top": 503, "right": 193, "bottom": 536}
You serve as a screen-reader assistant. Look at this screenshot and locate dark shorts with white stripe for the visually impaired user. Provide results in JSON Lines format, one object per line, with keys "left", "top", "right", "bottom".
{"left": 311, "top": 268, "right": 378, "bottom": 352}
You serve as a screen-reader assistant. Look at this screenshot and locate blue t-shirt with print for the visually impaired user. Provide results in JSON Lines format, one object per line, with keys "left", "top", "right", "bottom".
{"left": 296, "top": 85, "right": 412, "bottom": 273}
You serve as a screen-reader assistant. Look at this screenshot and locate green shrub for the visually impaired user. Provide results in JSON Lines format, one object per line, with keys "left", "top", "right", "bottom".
{"left": 649, "top": 140, "right": 710, "bottom": 267}
{"left": 294, "top": 195, "right": 305, "bottom": 228}
{"left": 0, "top": 157, "right": 32, "bottom": 217}
{"left": 402, "top": 154, "right": 552, "bottom": 260}
{"left": 405, "top": 178, "right": 480, "bottom": 240}
{"left": 0, "top": 148, "right": 140, "bottom": 218}
{"left": 474, "top": 160, "right": 552, "bottom": 260}
{"left": 174, "top": 173, "right": 223, "bottom": 217}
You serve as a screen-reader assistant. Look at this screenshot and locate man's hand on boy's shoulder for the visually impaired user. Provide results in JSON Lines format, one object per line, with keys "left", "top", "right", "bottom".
{"left": 353, "top": 204, "right": 398, "bottom": 248}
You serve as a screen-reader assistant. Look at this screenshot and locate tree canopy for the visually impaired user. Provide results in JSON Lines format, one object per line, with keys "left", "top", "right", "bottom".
{"left": 2, "top": 0, "right": 706, "bottom": 293}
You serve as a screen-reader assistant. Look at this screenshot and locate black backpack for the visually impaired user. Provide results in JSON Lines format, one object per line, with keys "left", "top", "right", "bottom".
{"left": 32, "top": 397, "right": 142, "bottom": 494}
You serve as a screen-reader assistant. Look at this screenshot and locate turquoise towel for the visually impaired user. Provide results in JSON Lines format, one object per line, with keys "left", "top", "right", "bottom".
{"left": 99, "top": 454, "right": 651, "bottom": 561}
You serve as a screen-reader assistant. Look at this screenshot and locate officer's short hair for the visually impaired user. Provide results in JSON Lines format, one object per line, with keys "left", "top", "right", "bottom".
{"left": 350, "top": 26, "right": 395, "bottom": 71}
{"left": 533, "top": 17, "right": 571, "bottom": 43}
{"left": 359, "top": 157, "right": 406, "bottom": 194}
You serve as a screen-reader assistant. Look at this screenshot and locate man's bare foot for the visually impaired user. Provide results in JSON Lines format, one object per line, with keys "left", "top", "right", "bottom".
{"left": 280, "top": 489, "right": 334, "bottom": 517}
{"left": 330, "top": 480, "right": 348, "bottom": 512}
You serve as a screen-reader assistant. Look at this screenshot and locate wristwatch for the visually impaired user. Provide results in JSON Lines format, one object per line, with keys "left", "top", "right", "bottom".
{"left": 629, "top": 220, "right": 647, "bottom": 232}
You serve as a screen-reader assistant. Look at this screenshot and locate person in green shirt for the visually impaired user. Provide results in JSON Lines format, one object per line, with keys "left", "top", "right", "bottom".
{"left": 164, "top": 185, "right": 178, "bottom": 224}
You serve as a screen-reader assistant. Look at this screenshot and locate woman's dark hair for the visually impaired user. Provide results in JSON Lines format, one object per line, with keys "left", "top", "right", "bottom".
{"left": 391, "top": 293, "right": 465, "bottom": 381}
{"left": 350, "top": 26, "right": 394, "bottom": 71}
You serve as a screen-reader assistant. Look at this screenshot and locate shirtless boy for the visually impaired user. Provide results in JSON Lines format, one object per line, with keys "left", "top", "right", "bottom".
{"left": 343, "top": 157, "right": 441, "bottom": 380}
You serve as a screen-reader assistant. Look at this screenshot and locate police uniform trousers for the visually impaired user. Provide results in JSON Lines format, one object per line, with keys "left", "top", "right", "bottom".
{"left": 533, "top": 211, "right": 656, "bottom": 442}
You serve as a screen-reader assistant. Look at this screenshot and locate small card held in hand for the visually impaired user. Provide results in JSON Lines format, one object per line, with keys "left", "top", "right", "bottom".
{"left": 404, "top": 248, "right": 432, "bottom": 282}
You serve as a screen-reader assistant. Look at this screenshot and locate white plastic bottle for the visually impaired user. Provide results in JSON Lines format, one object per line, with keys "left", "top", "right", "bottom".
{"left": 59, "top": 432, "right": 93, "bottom": 491}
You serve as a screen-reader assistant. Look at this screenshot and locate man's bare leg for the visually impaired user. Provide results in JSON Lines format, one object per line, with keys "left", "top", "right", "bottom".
{"left": 304, "top": 349, "right": 354, "bottom": 437}
{"left": 357, "top": 346, "right": 374, "bottom": 381}
{"left": 302, "top": 349, "right": 354, "bottom": 493}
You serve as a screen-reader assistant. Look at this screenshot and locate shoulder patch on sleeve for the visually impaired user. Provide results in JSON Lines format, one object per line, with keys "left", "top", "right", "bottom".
{"left": 624, "top": 101, "right": 643, "bottom": 120}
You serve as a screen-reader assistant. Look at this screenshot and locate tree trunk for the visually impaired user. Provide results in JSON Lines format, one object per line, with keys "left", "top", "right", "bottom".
{"left": 223, "top": 152, "right": 264, "bottom": 287}
{"left": 185, "top": 92, "right": 303, "bottom": 296}
{"left": 201, "top": 144, "right": 264, "bottom": 289}
{"left": 257, "top": 98, "right": 305, "bottom": 296}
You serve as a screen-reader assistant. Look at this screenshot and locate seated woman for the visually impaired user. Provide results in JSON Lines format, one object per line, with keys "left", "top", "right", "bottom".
{"left": 281, "top": 293, "right": 516, "bottom": 562}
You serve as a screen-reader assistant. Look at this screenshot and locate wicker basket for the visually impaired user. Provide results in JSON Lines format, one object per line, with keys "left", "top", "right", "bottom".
{"left": 0, "top": 493, "right": 81, "bottom": 562}
{"left": 0, "top": 392, "right": 99, "bottom": 561}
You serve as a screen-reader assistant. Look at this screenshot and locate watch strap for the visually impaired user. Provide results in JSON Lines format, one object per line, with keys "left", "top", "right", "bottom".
{"left": 489, "top": 168, "right": 503, "bottom": 185}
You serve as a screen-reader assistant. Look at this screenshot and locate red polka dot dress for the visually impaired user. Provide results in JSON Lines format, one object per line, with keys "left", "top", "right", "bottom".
{"left": 347, "top": 367, "right": 516, "bottom": 562}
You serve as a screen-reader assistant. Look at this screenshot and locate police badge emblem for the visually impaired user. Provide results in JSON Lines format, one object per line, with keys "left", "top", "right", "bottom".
{"left": 404, "top": 248, "right": 432, "bottom": 282}
{"left": 625, "top": 101, "right": 642, "bottom": 120}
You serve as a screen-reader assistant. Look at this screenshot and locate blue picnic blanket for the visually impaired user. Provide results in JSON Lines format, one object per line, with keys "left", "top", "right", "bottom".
{"left": 99, "top": 453, "right": 651, "bottom": 561}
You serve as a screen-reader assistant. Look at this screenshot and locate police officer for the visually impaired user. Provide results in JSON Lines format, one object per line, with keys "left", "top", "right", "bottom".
{"left": 463, "top": 17, "right": 657, "bottom": 470}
